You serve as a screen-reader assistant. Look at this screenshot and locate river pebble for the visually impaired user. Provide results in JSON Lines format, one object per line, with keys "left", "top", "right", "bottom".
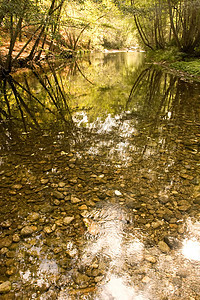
{"left": 0, "top": 281, "right": 11, "bottom": 293}
{"left": 20, "top": 225, "right": 37, "bottom": 236}
{"left": 158, "top": 241, "right": 170, "bottom": 253}
{"left": 63, "top": 216, "right": 75, "bottom": 225}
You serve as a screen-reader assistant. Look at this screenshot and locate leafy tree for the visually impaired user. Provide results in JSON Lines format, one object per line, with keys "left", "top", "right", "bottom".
{"left": 0, "top": 0, "right": 67, "bottom": 74}
{"left": 167, "top": 0, "right": 200, "bottom": 54}
{"left": 130, "top": 0, "right": 200, "bottom": 55}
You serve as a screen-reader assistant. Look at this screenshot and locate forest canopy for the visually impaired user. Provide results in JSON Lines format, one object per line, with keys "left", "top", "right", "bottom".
{"left": 0, "top": 0, "right": 200, "bottom": 76}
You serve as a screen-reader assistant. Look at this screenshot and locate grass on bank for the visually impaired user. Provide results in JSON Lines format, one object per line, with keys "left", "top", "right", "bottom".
{"left": 170, "top": 60, "right": 200, "bottom": 76}
{"left": 146, "top": 47, "right": 200, "bottom": 79}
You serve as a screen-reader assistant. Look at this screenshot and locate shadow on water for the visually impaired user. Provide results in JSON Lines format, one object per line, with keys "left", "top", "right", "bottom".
{"left": 0, "top": 52, "right": 200, "bottom": 299}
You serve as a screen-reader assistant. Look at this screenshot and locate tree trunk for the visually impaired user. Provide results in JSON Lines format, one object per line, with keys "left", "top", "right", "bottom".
{"left": 167, "top": 0, "right": 182, "bottom": 50}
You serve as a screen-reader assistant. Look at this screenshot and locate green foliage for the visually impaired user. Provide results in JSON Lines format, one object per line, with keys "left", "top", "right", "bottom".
{"left": 170, "top": 60, "right": 200, "bottom": 76}
{"left": 61, "top": 0, "right": 136, "bottom": 50}
{"left": 147, "top": 47, "right": 184, "bottom": 63}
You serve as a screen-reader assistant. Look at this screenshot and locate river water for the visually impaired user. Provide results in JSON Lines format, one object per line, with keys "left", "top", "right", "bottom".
{"left": 0, "top": 52, "right": 200, "bottom": 299}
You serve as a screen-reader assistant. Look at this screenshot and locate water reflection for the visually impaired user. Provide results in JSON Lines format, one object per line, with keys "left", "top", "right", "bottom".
{"left": 0, "top": 52, "right": 200, "bottom": 299}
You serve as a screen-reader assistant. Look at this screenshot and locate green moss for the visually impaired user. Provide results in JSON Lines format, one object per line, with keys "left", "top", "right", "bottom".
{"left": 170, "top": 60, "right": 200, "bottom": 76}
{"left": 146, "top": 47, "right": 184, "bottom": 63}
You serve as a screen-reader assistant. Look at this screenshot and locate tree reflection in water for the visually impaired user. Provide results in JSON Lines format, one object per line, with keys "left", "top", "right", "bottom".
{"left": 0, "top": 52, "right": 200, "bottom": 299}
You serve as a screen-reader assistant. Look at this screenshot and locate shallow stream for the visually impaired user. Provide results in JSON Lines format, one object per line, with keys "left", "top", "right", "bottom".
{"left": 0, "top": 52, "right": 200, "bottom": 299}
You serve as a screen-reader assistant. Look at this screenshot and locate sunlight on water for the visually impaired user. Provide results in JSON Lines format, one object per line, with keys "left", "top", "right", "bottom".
{"left": 182, "top": 238, "right": 200, "bottom": 261}
{"left": 96, "top": 275, "right": 147, "bottom": 300}
{"left": 182, "top": 218, "right": 200, "bottom": 261}
{"left": 81, "top": 204, "right": 148, "bottom": 299}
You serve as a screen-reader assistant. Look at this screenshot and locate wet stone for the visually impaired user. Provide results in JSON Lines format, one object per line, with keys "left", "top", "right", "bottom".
{"left": 63, "top": 216, "right": 75, "bottom": 225}
{"left": 0, "top": 237, "right": 12, "bottom": 249}
{"left": 43, "top": 225, "right": 56, "bottom": 234}
{"left": 53, "top": 247, "right": 62, "bottom": 254}
{"left": 158, "top": 241, "right": 170, "bottom": 253}
{"left": 54, "top": 199, "right": 60, "bottom": 205}
{"left": 151, "top": 220, "right": 164, "bottom": 229}
{"left": 72, "top": 272, "right": 90, "bottom": 286}
{"left": 144, "top": 255, "right": 157, "bottom": 264}
{"left": 0, "top": 281, "right": 11, "bottom": 294}
{"left": 0, "top": 247, "right": 8, "bottom": 255}
{"left": 6, "top": 266, "right": 16, "bottom": 276}
{"left": 58, "top": 182, "right": 66, "bottom": 188}
{"left": 1, "top": 220, "right": 12, "bottom": 228}
{"left": 11, "top": 184, "right": 22, "bottom": 190}
{"left": 53, "top": 191, "right": 64, "bottom": 199}
{"left": 193, "top": 197, "right": 200, "bottom": 205}
{"left": 27, "top": 212, "right": 40, "bottom": 222}
{"left": 6, "top": 250, "right": 15, "bottom": 258}
{"left": 71, "top": 196, "right": 81, "bottom": 204}
{"left": 178, "top": 200, "right": 191, "bottom": 211}
{"left": 40, "top": 178, "right": 49, "bottom": 184}
{"left": 20, "top": 225, "right": 37, "bottom": 236}
{"left": 78, "top": 205, "right": 88, "bottom": 210}
{"left": 164, "top": 236, "right": 182, "bottom": 249}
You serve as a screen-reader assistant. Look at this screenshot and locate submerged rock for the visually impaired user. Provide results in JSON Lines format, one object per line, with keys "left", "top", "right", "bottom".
{"left": 0, "top": 236, "right": 12, "bottom": 249}
{"left": 12, "top": 184, "right": 22, "bottom": 190}
{"left": 27, "top": 212, "right": 40, "bottom": 222}
{"left": 0, "top": 281, "right": 11, "bottom": 293}
{"left": 178, "top": 200, "right": 191, "bottom": 211}
{"left": 72, "top": 272, "right": 90, "bottom": 286}
{"left": 63, "top": 216, "right": 75, "bottom": 225}
{"left": 164, "top": 236, "right": 182, "bottom": 249}
{"left": 21, "top": 225, "right": 37, "bottom": 236}
{"left": 71, "top": 196, "right": 81, "bottom": 204}
{"left": 53, "top": 191, "right": 64, "bottom": 199}
{"left": 1, "top": 220, "right": 12, "bottom": 228}
{"left": 158, "top": 241, "right": 170, "bottom": 253}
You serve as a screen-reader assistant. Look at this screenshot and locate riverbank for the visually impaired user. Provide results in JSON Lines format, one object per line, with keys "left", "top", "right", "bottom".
{"left": 147, "top": 48, "right": 200, "bottom": 82}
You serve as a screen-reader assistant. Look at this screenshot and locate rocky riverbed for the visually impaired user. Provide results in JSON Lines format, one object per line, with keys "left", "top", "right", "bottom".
{"left": 0, "top": 119, "right": 200, "bottom": 299}
{"left": 0, "top": 51, "right": 200, "bottom": 299}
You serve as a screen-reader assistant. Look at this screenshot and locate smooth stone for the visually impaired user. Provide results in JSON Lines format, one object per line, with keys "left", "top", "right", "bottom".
{"left": 55, "top": 219, "right": 63, "bottom": 226}
{"left": 164, "top": 236, "right": 182, "bottom": 249}
{"left": 71, "top": 196, "right": 81, "bottom": 203}
{"left": 94, "top": 276, "right": 104, "bottom": 283}
{"left": 1, "top": 220, "right": 12, "bottom": 228}
{"left": 53, "top": 191, "right": 64, "bottom": 199}
{"left": 12, "top": 184, "right": 22, "bottom": 190}
{"left": 0, "top": 237, "right": 12, "bottom": 249}
{"left": 72, "top": 272, "right": 90, "bottom": 285}
{"left": 0, "top": 281, "right": 11, "bottom": 293}
{"left": 41, "top": 178, "right": 49, "bottom": 184}
{"left": 0, "top": 247, "right": 8, "bottom": 255}
{"left": 144, "top": 255, "right": 157, "bottom": 264}
{"left": 6, "top": 250, "right": 15, "bottom": 258}
{"left": 58, "top": 182, "right": 66, "bottom": 188}
{"left": 53, "top": 247, "right": 62, "bottom": 254}
{"left": 151, "top": 220, "right": 164, "bottom": 229}
{"left": 158, "top": 241, "right": 170, "bottom": 253}
{"left": 54, "top": 199, "right": 60, "bottom": 205}
{"left": 78, "top": 205, "right": 88, "bottom": 210}
{"left": 178, "top": 200, "right": 191, "bottom": 211}
{"left": 27, "top": 212, "right": 40, "bottom": 222}
{"left": 66, "top": 248, "right": 78, "bottom": 258}
{"left": 21, "top": 225, "right": 37, "bottom": 236}
{"left": 142, "top": 276, "right": 151, "bottom": 283}
{"left": 63, "top": 216, "right": 74, "bottom": 225}
{"left": 193, "top": 197, "right": 200, "bottom": 205}
{"left": 115, "top": 190, "right": 122, "bottom": 196}
{"left": 43, "top": 225, "right": 55, "bottom": 234}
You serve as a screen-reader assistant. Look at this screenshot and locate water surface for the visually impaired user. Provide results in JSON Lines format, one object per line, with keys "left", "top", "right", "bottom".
{"left": 0, "top": 52, "right": 200, "bottom": 299}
